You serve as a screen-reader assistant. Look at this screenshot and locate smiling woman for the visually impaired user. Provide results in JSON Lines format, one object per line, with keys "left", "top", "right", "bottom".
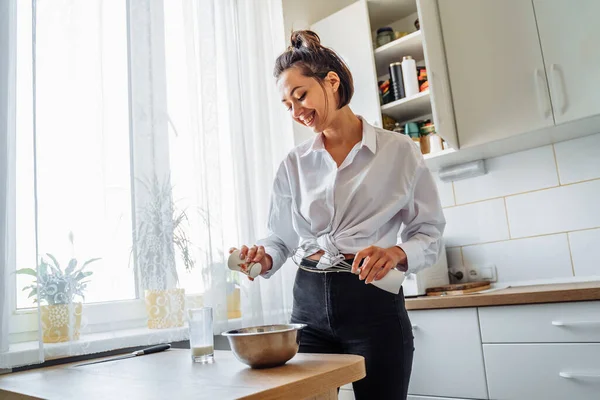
{"left": 231, "top": 30, "right": 446, "bottom": 400}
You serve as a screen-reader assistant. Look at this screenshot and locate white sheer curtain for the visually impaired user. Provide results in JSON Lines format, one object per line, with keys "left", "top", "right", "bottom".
{"left": 229, "top": 0, "right": 298, "bottom": 327}
{"left": 164, "top": 0, "right": 296, "bottom": 332}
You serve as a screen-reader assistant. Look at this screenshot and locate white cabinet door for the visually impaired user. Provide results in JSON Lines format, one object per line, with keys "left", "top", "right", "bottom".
{"left": 484, "top": 343, "right": 600, "bottom": 400}
{"left": 417, "top": 0, "right": 459, "bottom": 150}
{"left": 438, "top": 0, "right": 554, "bottom": 148}
{"left": 310, "top": 0, "right": 382, "bottom": 129}
{"left": 408, "top": 308, "right": 488, "bottom": 399}
{"left": 479, "top": 301, "right": 600, "bottom": 343}
{"left": 534, "top": 0, "right": 600, "bottom": 125}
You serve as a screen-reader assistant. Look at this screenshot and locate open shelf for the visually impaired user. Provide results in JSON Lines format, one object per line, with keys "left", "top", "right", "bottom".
{"left": 374, "top": 30, "right": 424, "bottom": 76}
{"left": 424, "top": 148, "right": 457, "bottom": 161}
{"left": 381, "top": 90, "right": 431, "bottom": 122}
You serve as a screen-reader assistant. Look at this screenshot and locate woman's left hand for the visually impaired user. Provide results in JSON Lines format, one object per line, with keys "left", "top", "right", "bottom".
{"left": 351, "top": 246, "right": 407, "bottom": 284}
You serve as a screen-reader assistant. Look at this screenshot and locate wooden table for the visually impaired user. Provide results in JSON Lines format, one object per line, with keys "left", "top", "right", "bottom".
{"left": 0, "top": 349, "right": 365, "bottom": 400}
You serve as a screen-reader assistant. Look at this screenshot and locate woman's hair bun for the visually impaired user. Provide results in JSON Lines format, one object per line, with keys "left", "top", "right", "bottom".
{"left": 290, "top": 30, "right": 321, "bottom": 51}
{"left": 275, "top": 29, "right": 354, "bottom": 109}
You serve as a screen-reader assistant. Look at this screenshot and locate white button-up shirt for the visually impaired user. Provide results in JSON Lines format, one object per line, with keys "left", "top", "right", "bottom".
{"left": 257, "top": 117, "right": 446, "bottom": 277}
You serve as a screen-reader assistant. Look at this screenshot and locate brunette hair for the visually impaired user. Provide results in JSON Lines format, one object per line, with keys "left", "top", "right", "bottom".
{"left": 274, "top": 30, "right": 354, "bottom": 109}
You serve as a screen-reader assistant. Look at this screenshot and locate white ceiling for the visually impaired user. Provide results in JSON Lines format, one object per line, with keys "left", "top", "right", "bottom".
{"left": 282, "top": 0, "right": 417, "bottom": 33}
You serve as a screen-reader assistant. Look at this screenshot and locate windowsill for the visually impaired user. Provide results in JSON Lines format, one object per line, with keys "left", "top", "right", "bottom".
{"left": 5, "top": 318, "right": 242, "bottom": 369}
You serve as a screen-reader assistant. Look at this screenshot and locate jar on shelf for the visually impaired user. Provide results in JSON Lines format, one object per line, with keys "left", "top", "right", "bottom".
{"left": 376, "top": 27, "right": 395, "bottom": 48}
{"left": 392, "top": 122, "right": 404, "bottom": 134}
{"left": 419, "top": 120, "right": 436, "bottom": 155}
{"left": 405, "top": 122, "right": 421, "bottom": 149}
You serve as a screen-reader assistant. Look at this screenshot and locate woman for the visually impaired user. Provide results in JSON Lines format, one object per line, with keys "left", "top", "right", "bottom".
{"left": 230, "top": 30, "right": 446, "bottom": 399}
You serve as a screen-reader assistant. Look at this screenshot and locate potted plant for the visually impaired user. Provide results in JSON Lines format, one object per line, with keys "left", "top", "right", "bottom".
{"left": 16, "top": 245, "right": 100, "bottom": 343}
{"left": 133, "top": 174, "right": 196, "bottom": 329}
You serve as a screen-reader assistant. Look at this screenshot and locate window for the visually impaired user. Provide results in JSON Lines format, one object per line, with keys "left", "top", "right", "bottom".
{"left": 12, "top": 1, "right": 242, "bottom": 331}
{"left": 16, "top": 1, "right": 135, "bottom": 309}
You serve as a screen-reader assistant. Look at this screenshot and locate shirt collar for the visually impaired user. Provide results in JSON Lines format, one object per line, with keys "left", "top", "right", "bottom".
{"left": 300, "top": 116, "right": 377, "bottom": 157}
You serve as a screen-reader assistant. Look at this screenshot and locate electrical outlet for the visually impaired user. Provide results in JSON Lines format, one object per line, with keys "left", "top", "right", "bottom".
{"left": 467, "top": 265, "right": 497, "bottom": 282}
{"left": 468, "top": 268, "right": 480, "bottom": 281}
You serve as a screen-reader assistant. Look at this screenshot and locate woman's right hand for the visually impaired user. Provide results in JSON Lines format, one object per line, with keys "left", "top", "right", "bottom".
{"left": 229, "top": 245, "right": 273, "bottom": 281}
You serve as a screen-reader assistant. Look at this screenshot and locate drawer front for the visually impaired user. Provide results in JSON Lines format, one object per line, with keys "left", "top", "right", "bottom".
{"left": 484, "top": 343, "right": 600, "bottom": 400}
{"left": 479, "top": 301, "right": 600, "bottom": 343}
{"left": 408, "top": 308, "right": 488, "bottom": 399}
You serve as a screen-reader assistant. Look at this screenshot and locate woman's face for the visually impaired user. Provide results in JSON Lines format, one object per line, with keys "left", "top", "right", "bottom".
{"left": 278, "top": 67, "right": 340, "bottom": 133}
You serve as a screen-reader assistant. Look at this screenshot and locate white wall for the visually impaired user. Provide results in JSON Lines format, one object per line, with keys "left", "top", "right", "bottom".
{"left": 435, "top": 132, "right": 600, "bottom": 284}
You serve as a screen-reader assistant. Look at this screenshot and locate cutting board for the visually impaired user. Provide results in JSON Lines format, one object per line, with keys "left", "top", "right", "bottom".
{"left": 426, "top": 281, "right": 491, "bottom": 296}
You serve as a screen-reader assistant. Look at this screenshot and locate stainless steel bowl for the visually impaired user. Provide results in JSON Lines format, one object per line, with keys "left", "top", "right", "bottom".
{"left": 221, "top": 323, "right": 307, "bottom": 369}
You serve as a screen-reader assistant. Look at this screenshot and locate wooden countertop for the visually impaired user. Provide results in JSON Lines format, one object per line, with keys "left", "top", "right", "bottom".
{"left": 0, "top": 349, "right": 365, "bottom": 400}
{"left": 405, "top": 281, "right": 600, "bottom": 310}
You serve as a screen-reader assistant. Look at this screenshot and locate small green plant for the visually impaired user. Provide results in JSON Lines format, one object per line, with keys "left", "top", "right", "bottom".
{"left": 16, "top": 233, "right": 101, "bottom": 305}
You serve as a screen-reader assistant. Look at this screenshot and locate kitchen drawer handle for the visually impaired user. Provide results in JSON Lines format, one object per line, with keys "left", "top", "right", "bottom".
{"left": 552, "top": 320, "right": 600, "bottom": 327}
{"left": 559, "top": 372, "right": 600, "bottom": 380}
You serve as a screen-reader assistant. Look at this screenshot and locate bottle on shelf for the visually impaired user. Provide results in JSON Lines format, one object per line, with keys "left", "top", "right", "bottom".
{"left": 389, "top": 62, "right": 405, "bottom": 101}
{"left": 401, "top": 56, "right": 419, "bottom": 98}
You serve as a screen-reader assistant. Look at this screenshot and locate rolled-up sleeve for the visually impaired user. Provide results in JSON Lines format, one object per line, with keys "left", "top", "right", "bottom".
{"left": 255, "top": 162, "right": 299, "bottom": 279}
{"left": 396, "top": 160, "right": 446, "bottom": 274}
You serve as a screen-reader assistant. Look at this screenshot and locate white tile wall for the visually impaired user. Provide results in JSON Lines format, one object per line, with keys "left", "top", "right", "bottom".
{"left": 569, "top": 228, "right": 600, "bottom": 277}
{"left": 505, "top": 180, "right": 600, "bottom": 238}
{"left": 554, "top": 132, "right": 600, "bottom": 185}
{"left": 446, "top": 247, "right": 463, "bottom": 269}
{"left": 434, "top": 132, "right": 600, "bottom": 283}
{"left": 443, "top": 199, "right": 509, "bottom": 247}
{"left": 453, "top": 146, "right": 558, "bottom": 205}
{"left": 461, "top": 235, "right": 573, "bottom": 283}
{"left": 433, "top": 174, "right": 455, "bottom": 208}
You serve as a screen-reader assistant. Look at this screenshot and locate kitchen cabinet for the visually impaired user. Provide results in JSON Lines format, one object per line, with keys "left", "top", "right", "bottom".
{"left": 481, "top": 300, "right": 600, "bottom": 400}
{"left": 434, "top": 0, "right": 600, "bottom": 160}
{"left": 484, "top": 344, "right": 600, "bottom": 400}
{"left": 285, "top": 0, "right": 600, "bottom": 171}
{"left": 478, "top": 301, "right": 600, "bottom": 343}
{"left": 408, "top": 308, "right": 488, "bottom": 399}
{"left": 533, "top": 0, "right": 600, "bottom": 125}
{"left": 437, "top": 0, "right": 554, "bottom": 148}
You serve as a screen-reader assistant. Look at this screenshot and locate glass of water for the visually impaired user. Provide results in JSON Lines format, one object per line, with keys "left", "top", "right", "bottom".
{"left": 188, "top": 307, "right": 214, "bottom": 363}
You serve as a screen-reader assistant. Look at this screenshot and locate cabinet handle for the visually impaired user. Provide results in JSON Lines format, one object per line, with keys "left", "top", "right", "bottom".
{"left": 533, "top": 69, "right": 551, "bottom": 119}
{"left": 549, "top": 64, "right": 568, "bottom": 115}
{"left": 411, "top": 324, "right": 418, "bottom": 329}
{"left": 552, "top": 320, "right": 600, "bottom": 327}
{"left": 559, "top": 372, "right": 600, "bottom": 380}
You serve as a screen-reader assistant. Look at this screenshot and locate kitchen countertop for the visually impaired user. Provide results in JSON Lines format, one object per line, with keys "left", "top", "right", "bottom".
{"left": 0, "top": 349, "right": 365, "bottom": 400}
{"left": 404, "top": 281, "right": 600, "bottom": 310}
